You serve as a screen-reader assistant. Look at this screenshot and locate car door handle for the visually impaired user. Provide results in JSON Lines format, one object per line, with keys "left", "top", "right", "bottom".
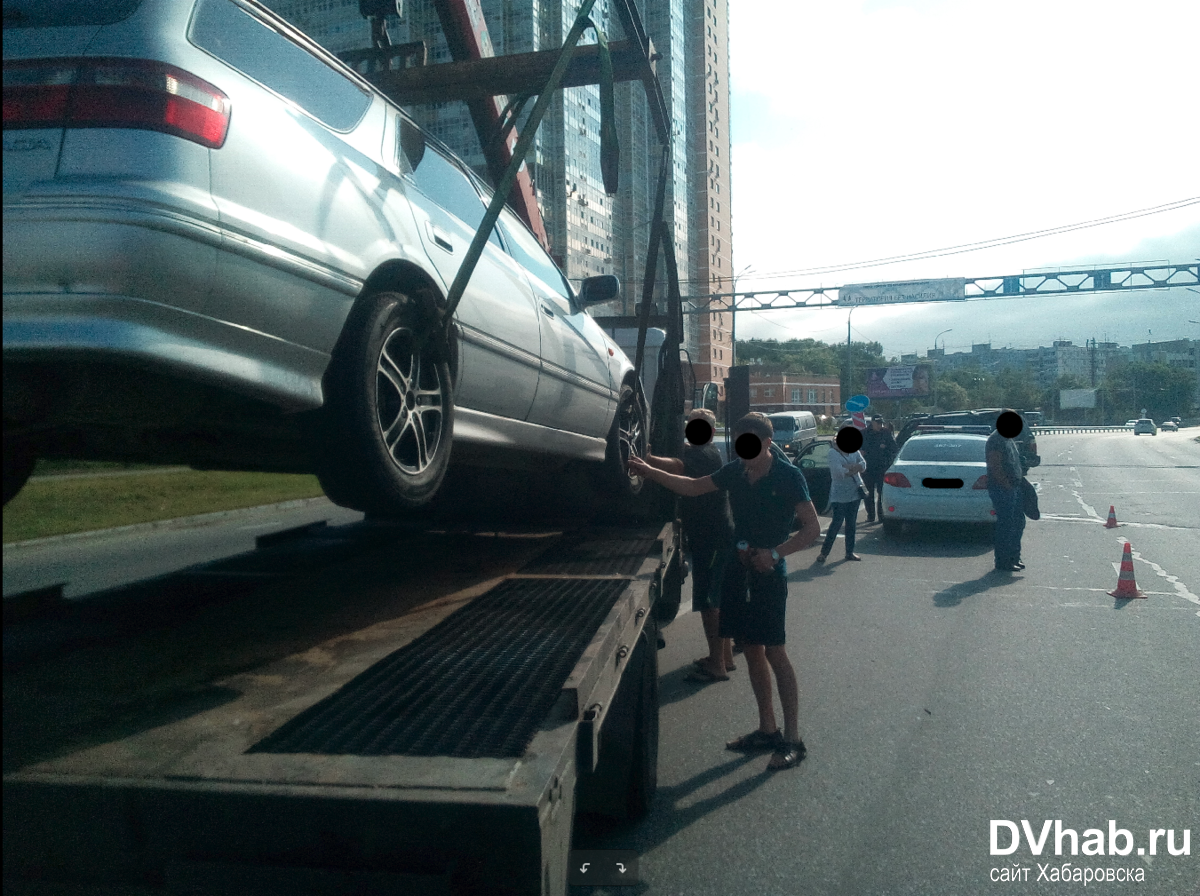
{"left": 540, "top": 302, "right": 556, "bottom": 317}
{"left": 426, "top": 221, "right": 454, "bottom": 253}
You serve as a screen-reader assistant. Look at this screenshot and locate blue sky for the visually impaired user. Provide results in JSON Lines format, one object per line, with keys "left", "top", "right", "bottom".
{"left": 725, "top": 0, "right": 1200, "bottom": 358}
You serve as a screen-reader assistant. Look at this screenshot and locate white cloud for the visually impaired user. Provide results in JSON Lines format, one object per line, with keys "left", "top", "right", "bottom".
{"left": 728, "top": 0, "right": 1200, "bottom": 295}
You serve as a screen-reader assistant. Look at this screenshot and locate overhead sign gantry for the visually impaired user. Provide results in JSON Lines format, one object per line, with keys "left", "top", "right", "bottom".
{"left": 680, "top": 263, "right": 1199, "bottom": 313}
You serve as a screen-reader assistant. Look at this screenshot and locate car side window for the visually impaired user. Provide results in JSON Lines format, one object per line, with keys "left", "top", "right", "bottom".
{"left": 498, "top": 213, "right": 572, "bottom": 308}
{"left": 190, "top": 0, "right": 370, "bottom": 132}
{"left": 400, "top": 133, "right": 501, "bottom": 248}
{"left": 800, "top": 443, "right": 830, "bottom": 470}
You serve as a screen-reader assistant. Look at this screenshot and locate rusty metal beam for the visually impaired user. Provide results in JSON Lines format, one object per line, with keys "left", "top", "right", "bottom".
{"left": 364, "top": 39, "right": 657, "bottom": 106}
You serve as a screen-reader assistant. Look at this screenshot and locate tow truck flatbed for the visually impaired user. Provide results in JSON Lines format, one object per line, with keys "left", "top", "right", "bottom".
{"left": 4, "top": 522, "right": 680, "bottom": 896}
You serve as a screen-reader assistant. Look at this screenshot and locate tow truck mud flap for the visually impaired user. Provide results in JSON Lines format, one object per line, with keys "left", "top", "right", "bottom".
{"left": 3, "top": 526, "right": 672, "bottom": 896}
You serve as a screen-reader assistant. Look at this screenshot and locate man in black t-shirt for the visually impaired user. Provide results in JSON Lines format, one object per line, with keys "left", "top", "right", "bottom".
{"left": 641, "top": 409, "right": 735, "bottom": 680}
{"left": 861, "top": 415, "right": 897, "bottom": 522}
{"left": 630, "top": 413, "right": 822, "bottom": 771}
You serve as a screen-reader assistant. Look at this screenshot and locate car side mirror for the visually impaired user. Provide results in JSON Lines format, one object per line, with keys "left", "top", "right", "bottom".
{"left": 577, "top": 274, "right": 620, "bottom": 307}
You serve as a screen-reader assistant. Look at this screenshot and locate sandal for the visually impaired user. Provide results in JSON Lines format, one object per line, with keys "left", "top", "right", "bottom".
{"left": 767, "top": 740, "right": 807, "bottom": 771}
{"left": 726, "top": 729, "right": 784, "bottom": 752}
{"left": 686, "top": 664, "right": 730, "bottom": 683}
{"left": 694, "top": 657, "right": 736, "bottom": 672}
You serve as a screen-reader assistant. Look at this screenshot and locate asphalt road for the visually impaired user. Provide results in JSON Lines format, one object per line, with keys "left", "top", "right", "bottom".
{"left": 3, "top": 498, "right": 364, "bottom": 600}
{"left": 575, "top": 429, "right": 1199, "bottom": 896}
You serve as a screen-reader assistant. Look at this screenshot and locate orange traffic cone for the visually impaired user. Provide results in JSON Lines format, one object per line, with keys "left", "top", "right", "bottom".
{"left": 1109, "top": 542, "right": 1144, "bottom": 599}
{"left": 1105, "top": 506, "right": 1119, "bottom": 529}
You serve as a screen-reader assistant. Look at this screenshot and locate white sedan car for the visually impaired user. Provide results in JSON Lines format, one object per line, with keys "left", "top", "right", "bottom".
{"left": 880, "top": 431, "right": 995, "bottom": 535}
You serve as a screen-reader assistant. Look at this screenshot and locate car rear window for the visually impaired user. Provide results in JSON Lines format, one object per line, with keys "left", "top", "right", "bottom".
{"left": 768, "top": 416, "right": 797, "bottom": 432}
{"left": 899, "top": 437, "right": 986, "bottom": 462}
{"left": 190, "top": 0, "right": 370, "bottom": 132}
{"left": 3, "top": 0, "right": 141, "bottom": 28}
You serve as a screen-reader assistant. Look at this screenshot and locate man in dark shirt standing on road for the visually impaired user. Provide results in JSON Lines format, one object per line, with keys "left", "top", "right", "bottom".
{"left": 986, "top": 410, "right": 1026, "bottom": 572}
{"left": 640, "top": 408, "right": 735, "bottom": 681}
{"left": 629, "top": 413, "right": 821, "bottom": 771}
{"left": 861, "top": 415, "right": 897, "bottom": 523}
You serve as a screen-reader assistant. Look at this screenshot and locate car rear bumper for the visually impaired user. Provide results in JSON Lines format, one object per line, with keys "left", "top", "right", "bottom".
{"left": 881, "top": 488, "right": 996, "bottom": 523}
{"left": 3, "top": 292, "right": 328, "bottom": 414}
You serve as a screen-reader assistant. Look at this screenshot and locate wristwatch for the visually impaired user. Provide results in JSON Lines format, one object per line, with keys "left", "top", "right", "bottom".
{"left": 770, "top": 548, "right": 780, "bottom": 562}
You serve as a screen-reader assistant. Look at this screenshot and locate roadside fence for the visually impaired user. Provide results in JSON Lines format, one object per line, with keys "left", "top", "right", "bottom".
{"left": 1032, "top": 425, "right": 1135, "bottom": 435}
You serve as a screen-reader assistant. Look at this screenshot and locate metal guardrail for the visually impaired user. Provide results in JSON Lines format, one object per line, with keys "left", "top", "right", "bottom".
{"left": 1032, "top": 426, "right": 1135, "bottom": 434}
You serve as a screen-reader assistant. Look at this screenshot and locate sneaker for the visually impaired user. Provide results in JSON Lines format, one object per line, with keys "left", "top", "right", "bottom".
{"left": 815, "top": 553, "right": 827, "bottom": 564}
{"left": 845, "top": 553, "right": 862, "bottom": 561}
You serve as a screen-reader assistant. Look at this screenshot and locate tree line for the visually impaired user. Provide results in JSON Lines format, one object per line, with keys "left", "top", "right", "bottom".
{"left": 734, "top": 338, "right": 1194, "bottom": 422}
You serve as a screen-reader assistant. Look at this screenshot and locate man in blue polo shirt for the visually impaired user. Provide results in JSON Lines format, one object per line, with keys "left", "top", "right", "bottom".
{"left": 629, "top": 413, "right": 822, "bottom": 771}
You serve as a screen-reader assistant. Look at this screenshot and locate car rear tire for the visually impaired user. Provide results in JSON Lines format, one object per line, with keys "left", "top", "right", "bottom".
{"left": 3, "top": 439, "right": 37, "bottom": 505}
{"left": 315, "top": 290, "right": 453, "bottom": 513}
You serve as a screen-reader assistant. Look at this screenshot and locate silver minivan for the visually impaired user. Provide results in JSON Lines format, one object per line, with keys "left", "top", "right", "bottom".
{"left": 767, "top": 411, "right": 818, "bottom": 458}
{"left": 2, "top": 0, "right": 645, "bottom": 511}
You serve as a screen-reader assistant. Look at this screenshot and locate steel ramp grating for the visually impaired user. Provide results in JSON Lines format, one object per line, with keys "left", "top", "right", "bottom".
{"left": 521, "top": 532, "right": 658, "bottom": 577}
{"left": 249, "top": 577, "right": 628, "bottom": 758}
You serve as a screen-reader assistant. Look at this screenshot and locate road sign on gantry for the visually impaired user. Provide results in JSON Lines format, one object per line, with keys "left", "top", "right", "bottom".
{"left": 838, "top": 278, "right": 967, "bottom": 306}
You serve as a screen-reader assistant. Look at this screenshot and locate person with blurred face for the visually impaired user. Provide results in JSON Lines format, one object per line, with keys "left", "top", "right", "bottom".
{"left": 818, "top": 426, "right": 868, "bottom": 563}
{"left": 639, "top": 408, "right": 735, "bottom": 681}
{"left": 987, "top": 410, "right": 1027, "bottom": 572}
{"left": 628, "top": 413, "right": 821, "bottom": 771}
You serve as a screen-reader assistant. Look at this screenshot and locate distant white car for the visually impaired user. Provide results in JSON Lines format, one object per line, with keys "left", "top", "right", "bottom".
{"left": 1124, "top": 420, "right": 1139, "bottom": 428}
{"left": 1160, "top": 420, "right": 1177, "bottom": 432}
{"left": 880, "top": 432, "right": 995, "bottom": 535}
{"left": 1133, "top": 419, "right": 1157, "bottom": 436}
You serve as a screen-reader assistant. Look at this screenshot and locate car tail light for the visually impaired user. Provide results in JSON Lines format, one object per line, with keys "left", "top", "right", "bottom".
{"left": 883, "top": 472, "right": 911, "bottom": 488}
{"left": 3, "top": 58, "right": 230, "bottom": 148}
{"left": 972, "top": 475, "right": 989, "bottom": 489}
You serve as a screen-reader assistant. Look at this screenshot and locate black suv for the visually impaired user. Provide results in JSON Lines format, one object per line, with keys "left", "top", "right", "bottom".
{"left": 896, "top": 409, "right": 1041, "bottom": 472}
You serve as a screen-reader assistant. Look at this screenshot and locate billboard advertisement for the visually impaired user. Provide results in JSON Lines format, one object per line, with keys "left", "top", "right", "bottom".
{"left": 838, "top": 278, "right": 967, "bottom": 306}
{"left": 1060, "top": 388, "right": 1097, "bottom": 409}
{"left": 865, "top": 365, "right": 931, "bottom": 399}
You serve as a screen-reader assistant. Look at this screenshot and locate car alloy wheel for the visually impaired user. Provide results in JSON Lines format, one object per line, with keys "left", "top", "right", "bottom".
{"left": 617, "top": 386, "right": 647, "bottom": 492}
{"left": 375, "top": 326, "right": 447, "bottom": 477}
{"left": 314, "top": 290, "right": 454, "bottom": 513}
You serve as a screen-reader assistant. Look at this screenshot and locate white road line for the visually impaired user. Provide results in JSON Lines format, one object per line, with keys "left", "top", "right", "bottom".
{"left": 1117, "top": 536, "right": 1200, "bottom": 616}
{"left": 1038, "top": 513, "right": 1196, "bottom": 532}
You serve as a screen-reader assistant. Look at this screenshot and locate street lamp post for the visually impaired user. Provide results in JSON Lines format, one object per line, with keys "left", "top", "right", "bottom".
{"left": 845, "top": 305, "right": 857, "bottom": 413}
{"left": 729, "top": 264, "right": 753, "bottom": 370}
{"left": 933, "top": 328, "right": 952, "bottom": 410}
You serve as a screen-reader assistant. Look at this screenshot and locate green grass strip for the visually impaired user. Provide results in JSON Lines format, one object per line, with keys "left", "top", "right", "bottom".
{"left": 4, "top": 469, "right": 326, "bottom": 543}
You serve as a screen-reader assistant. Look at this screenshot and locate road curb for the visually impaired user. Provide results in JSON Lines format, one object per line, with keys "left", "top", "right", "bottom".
{"left": 4, "top": 496, "right": 334, "bottom": 551}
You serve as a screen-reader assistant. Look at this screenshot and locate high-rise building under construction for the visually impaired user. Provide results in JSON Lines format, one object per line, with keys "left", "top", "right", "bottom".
{"left": 263, "top": 0, "right": 733, "bottom": 392}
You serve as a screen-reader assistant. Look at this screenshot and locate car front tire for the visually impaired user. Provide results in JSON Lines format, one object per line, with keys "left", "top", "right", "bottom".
{"left": 598, "top": 382, "right": 647, "bottom": 502}
{"left": 315, "top": 290, "right": 453, "bottom": 513}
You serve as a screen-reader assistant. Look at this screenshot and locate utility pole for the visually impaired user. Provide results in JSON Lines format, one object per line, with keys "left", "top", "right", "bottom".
{"left": 845, "top": 306, "right": 856, "bottom": 408}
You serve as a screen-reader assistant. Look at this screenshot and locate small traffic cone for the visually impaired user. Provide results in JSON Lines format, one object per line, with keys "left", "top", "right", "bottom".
{"left": 1105, "top": 506, "right": 1119, "bottom": 529}
{"left": 1109, "top": 542, "right": 1144, "bottom": 599}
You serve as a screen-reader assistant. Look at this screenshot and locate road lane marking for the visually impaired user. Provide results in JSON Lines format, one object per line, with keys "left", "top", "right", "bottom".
{"left": 1117, "top": 536, "right": 1200, "bottom": 615}
{"left": 1038, "top": 513, "right": 1197, "bottom": 531}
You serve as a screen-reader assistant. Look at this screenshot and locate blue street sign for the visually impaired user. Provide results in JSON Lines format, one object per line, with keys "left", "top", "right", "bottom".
{"left": 845, "top": 394, "right": 870, "bottom": 413}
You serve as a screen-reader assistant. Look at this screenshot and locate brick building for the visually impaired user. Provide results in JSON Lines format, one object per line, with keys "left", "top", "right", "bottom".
{"left": 747, "top": 369, "right": 840, "bottom": 417}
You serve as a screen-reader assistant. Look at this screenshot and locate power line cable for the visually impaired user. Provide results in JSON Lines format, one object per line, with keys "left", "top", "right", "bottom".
{"left": 699, "top": 197, "right": 1200, "bottom": 285}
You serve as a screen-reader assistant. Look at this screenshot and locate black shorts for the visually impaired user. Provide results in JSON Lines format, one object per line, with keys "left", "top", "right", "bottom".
{"left": 689, "top": 542, "right": 730, "bottom": 612}
{"left": 717, "top": 561, "right": 788, "bottom": 646}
